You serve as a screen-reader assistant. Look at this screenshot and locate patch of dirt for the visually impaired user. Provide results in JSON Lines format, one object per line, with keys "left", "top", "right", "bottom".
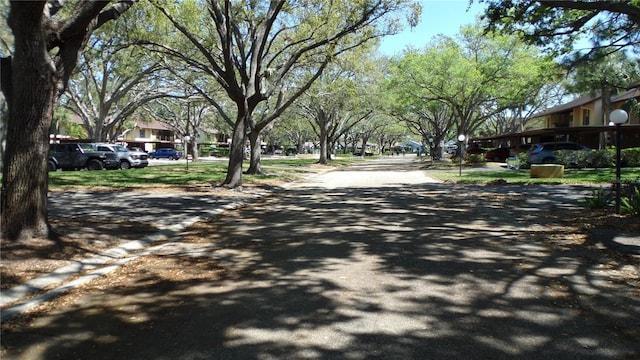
{"left": 0, "top": 217, "right": 159, "bottom": 290}
{"left": 0, "top": 183, "right": 283, "bottom": 291}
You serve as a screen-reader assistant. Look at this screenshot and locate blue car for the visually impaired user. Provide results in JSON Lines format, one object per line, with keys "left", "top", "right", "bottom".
{"left": 148, "top": 148, "right": 183, "bottom": 160}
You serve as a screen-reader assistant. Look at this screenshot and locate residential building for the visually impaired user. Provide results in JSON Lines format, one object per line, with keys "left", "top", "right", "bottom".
{"left": 117, "top": 120, "right": 178, "bottom": 153}
{"left": 51, "top": 114, "right": 230, "bottom": 154}
{"left": 474, "top": 84, "right": 640, "bottom": 149}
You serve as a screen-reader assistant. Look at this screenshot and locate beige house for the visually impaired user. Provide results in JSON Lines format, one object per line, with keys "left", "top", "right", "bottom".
{"left": 119, "top": 121, "right": 231, "bottom": 154}
{"left": 117, "top": 120, "right": 179, "bottom": 152}
{"left": 52, "top": 115, "right": 229, "bottom": 154}
{"left": 537, "top": 88, "right": 639, "bottom": 128}
{"left": 531, "top": 86, "right": 640, "bottom": 149}
{"left": 476, "top": 84, "right": 640, "bottom": 149}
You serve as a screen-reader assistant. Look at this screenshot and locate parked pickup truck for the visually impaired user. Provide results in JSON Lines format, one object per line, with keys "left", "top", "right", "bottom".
{"left": 93, "top": 143, "right": 149, "bottom": 169}
{"left": 48, "top": 143, "right": 119, "bottom": 171}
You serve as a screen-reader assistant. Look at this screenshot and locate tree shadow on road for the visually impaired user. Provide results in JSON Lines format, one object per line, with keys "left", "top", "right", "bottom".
{"left": 2, "top": 182, "right": 639, "bottom": 359}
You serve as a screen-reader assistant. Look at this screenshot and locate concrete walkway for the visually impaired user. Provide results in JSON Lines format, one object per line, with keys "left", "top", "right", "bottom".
{"left": 1, "top": 156, "right": 638, "bottom": 359}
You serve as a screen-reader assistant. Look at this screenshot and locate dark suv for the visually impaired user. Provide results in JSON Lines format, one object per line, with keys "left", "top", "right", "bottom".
{"left": 526, "top": 142, "right": 591, "bottom": 164}
{"left": 48, "top": 143, "right": 119, "bottom": 171}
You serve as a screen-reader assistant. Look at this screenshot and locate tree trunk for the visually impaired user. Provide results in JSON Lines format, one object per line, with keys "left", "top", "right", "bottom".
{"left": 1, "top": 8, "right": 56, "bottom": 240}
{"left": 246, "top": 129, "right": 263, "bottom": 175}
{"left": 317, "top": 109, "right": 330, "bottom": 164}
{"left": 318, "top": 129, "right": 328, "bottom": 164}
{"left": 600, "top": 85, "right": 612, "bottom": 149}
{"left": 360, "top": 140, "right": 368, "bottom": 158}
{"left": 223, "top": 112, "right": 247, "bottom": 188}
{"left": 191, "top": 135, "right": 199, "bottom": 162}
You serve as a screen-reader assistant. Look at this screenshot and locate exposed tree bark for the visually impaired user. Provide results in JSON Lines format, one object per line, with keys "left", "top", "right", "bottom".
{"left": 246, "top": 130, "right": 263, "bottom": 175}
{"left": 2, "top": 2, "right": 55, "bottom": 240}
{"left": 224, "top": 110, "right": 248, "bottom": 187}
{"left": 1, "top": 1, "right": 137, "bottom": 241}
{"left": 317, "top": 109, "right": 332, "bottom": 165}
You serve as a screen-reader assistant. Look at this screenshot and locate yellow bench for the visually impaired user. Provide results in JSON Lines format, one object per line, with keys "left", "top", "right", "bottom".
{"left": 530, "top": 164, "right": 564, "bottom": 178}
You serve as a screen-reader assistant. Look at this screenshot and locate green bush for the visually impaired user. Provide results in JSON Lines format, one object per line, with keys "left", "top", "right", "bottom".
{"left": 555, "top": 150, "right": 591, "bottom": 168}
{"left": 466, "top": 153, "right": 485, "bottom": 164}
{"left": 622, "top": 148, "right": 640, "bottom": 167}
{"left": 517, "top": 152, "right": 530, "bottom": 169}
{"left": 210, "top": 147, "right": 230, "bottom": 157}
{"left": 580, "top": 187, "right": 611, "bottom": 209}
{"left": 621, "top": 186, "right": 640, "bottom": 215}
{"left": 517, "top": 147, "right": 640, "bottom": 170}
{"left": 589, "top": 149, "right": 615, "bottom": 168}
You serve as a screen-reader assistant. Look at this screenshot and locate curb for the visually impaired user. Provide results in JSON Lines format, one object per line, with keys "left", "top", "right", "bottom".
{"left": 0, "top": 166, "right": 331, "bottom": 322}
{"left": 0, "top": 191, "right": 269, "bottom": 322}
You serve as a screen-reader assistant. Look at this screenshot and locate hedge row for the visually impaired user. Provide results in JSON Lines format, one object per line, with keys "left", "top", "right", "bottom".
{"left": 514, "top": 147, "right": 640, "bottom": 169}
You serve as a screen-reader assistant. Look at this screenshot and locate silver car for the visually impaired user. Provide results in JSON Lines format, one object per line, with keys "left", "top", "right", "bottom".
{"left": 526, "top": 142, "right": 591, "bottom": 164}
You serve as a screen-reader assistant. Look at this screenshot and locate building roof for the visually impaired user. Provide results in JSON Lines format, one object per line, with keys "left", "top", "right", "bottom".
{"left": 534, "top": 84, "right": 640, "bottom": 118}
{"left": 612, "top": 87, "right": 640, "bottom": 103}
{"left": 67, "top": 114, "right": 172, "bottom": 131}
{"left": 473, "top": 124, "right": 640, "bottom": 142}
{"left": 533, "top": 93, "right": 601, "bottom": 118}
{"left": 136, "top": 120, "right": 171, "bottom": 130}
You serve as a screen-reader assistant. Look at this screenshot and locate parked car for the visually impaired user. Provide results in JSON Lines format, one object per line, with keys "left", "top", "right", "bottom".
{"left": 48, "top": 143, "right": 119, "bottom": 171}
{"left": 353, "top": 150, "right": 374, "bottom": 157}
{"left": 93, "top": 143, "right": 149, "bottom": 169}
{"left": 526, "top": 141, "right": 591, "bottom": 164}
{"left": 484, "top": 147, "right": 511, "bottom": 162}
{"left": 444, "top": 141, "right": 458, "bottom": 154}
{"left": 465, "top": 146, "right": 486, "bottom": 155}
{"left": 148, "top": 148, "right": 182, "bottom": 160}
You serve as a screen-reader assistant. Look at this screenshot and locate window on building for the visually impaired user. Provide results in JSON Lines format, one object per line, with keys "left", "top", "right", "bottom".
{"left": 139, "top": 129, "right": 146, "bottom": 138}
{"left": 582, "top": 109, "right": 590, "bottom": 125}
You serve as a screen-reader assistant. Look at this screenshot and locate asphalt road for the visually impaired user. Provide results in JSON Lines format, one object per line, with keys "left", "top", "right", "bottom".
{"left": 2, "top": 156, "right": 638, "bottom": 359}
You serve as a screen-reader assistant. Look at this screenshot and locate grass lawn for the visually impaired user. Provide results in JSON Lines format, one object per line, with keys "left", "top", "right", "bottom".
{"left": 427, "top": 166, "right": 640, "bottom": 185}
{"left": 47, "top": 158, "right": 351, "bottom": 189}
{"left": 18, "top": 156, "right": 640, "bottom": 189}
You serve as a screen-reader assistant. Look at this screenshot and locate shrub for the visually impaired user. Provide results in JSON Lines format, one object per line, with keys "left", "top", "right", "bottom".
{"left": 210, "top": 147, "right": 230, "bottom": 157}
{"left": 555, "top": 150, "right": 591, "bottom": 168}
{"left": 466, "top": 153, "right": 485, "bottom": 164}
{"left": 517, "top": 152, "right": 530, "bottom": 169}
{"left": 621, "top": 186, "right": 640, "bottom": 215}
{"left": 589, "top": 149, "right": 615, "bottom": 168}
{"left": 622, "top": 148, "right": 640, "bottom": 167}
{"left": 580, "top": 187, "right": 611, "bottom": 209}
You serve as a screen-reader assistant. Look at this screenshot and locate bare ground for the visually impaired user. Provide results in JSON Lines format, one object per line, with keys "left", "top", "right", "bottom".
{"left": 0, "top": 183, "right": 280, "bottom": 291}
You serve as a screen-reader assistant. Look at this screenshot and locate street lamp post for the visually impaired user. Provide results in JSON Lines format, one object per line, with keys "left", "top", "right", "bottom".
{"left": 458, "top": 134, "right": 466, "bottom": 176}
{"left": 184, "top": 135, "right": 191, "bottom": 171}
{"left": 610, "top": 109, "right": 628, "bottom": 214}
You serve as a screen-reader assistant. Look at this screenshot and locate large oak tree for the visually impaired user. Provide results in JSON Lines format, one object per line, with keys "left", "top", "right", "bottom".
{"left": 142, "top": 0, "right": 419, "bottom": 188}
{"left": 387, "top": 26, "right": 555, "bottom": 142}
{"left": 480, "top": 0, "right": 640, "bottom": 64}
{"left": 1, "top": 1, "right": 137, "bottom": 241}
